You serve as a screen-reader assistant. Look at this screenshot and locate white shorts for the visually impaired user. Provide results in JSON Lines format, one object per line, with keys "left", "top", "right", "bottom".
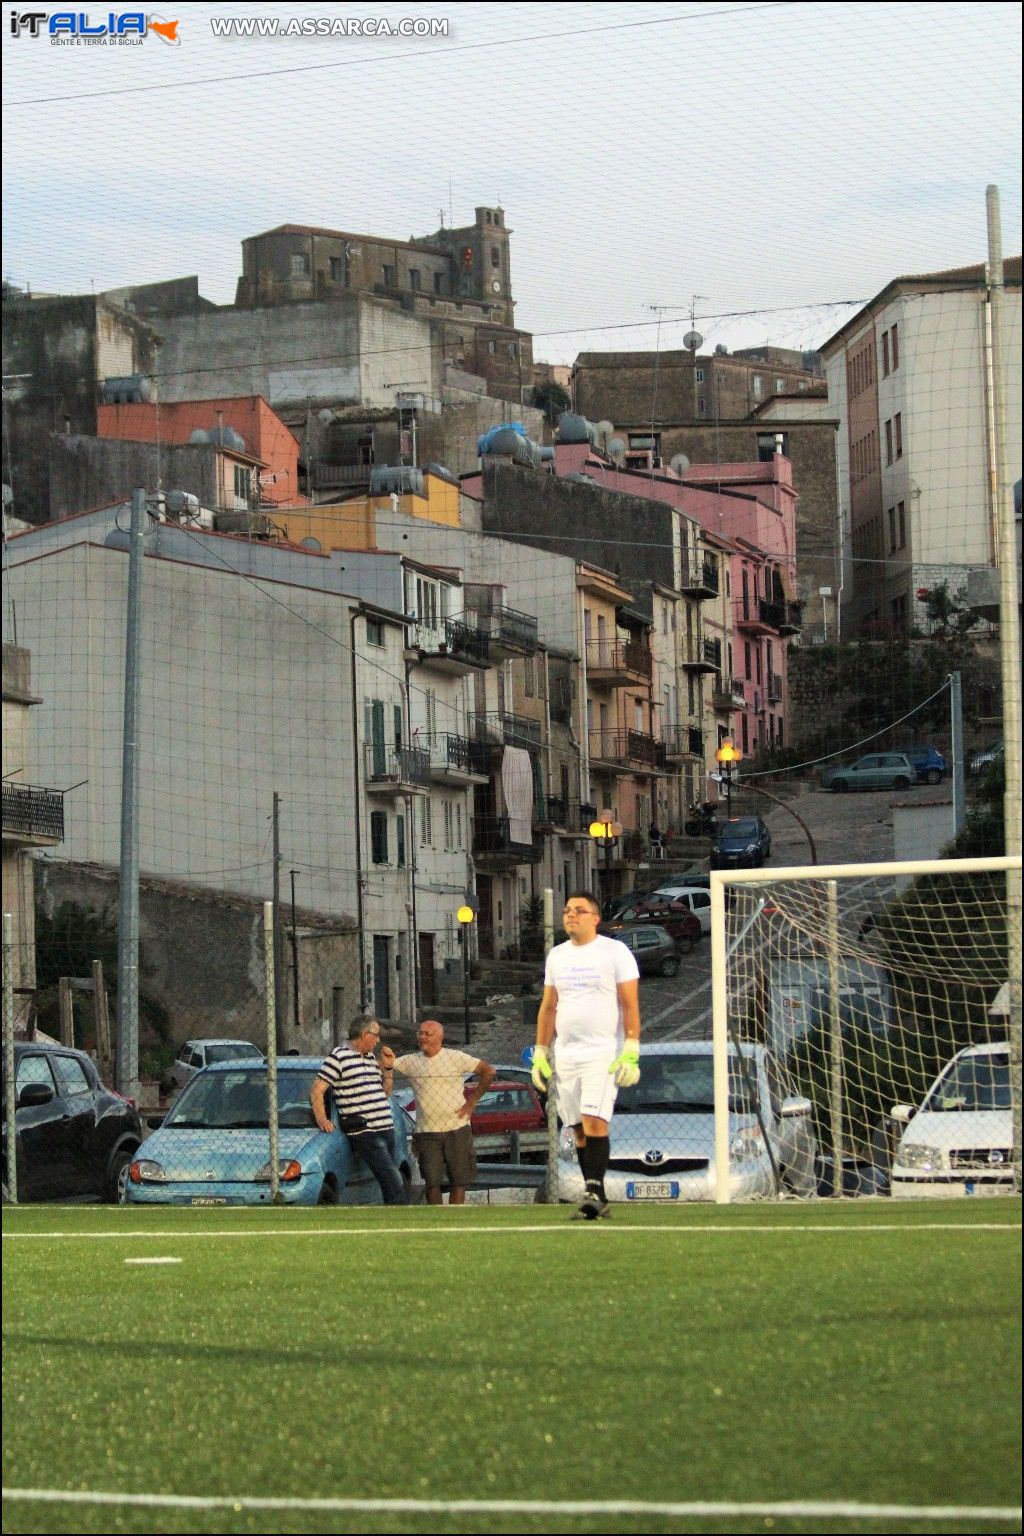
{"left": 556, "top": 1055, "right": 618, "bottom": 1127}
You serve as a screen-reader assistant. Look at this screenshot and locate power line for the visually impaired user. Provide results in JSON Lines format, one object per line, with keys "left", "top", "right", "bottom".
{"left": 6, "top": 3, "right": 794, "bottom": 108}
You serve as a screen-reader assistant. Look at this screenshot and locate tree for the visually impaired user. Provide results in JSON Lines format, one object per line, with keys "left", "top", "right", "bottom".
{"left": 532, "top": 379, "right": 571, "bottom": 424}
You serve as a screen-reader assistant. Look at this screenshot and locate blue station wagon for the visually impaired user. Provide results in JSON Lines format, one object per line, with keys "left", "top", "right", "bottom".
{"left": 125, "top": 1059, "right": 413, "bottom": 1207}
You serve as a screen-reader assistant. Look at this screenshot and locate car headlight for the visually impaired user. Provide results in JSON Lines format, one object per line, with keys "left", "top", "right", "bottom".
{"left": 254, "top": 1159, "right": 303, "bottom": 1182}
{"left": 129, "top": 1159, "right": 167, "bottom": 1183}
{"left": 894, "top": 1143, "right": 946, "bottom": 1171}
{"left": 729, "top": 1126, "right": 764, "bottom": 1162}
{"left": 743, "top": 844, "right": 758, "bottom": 854}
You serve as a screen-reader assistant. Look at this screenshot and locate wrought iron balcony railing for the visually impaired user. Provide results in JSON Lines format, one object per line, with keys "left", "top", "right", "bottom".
{"left": 1, "top": 782, "right": 65, "bottom": 842}
{"left": 364, "top": 743, "right": 432, "bottom": 789}
{"left": 589, "top": 729, "right": 668, "bottom": 771}
{"left": 472, "top": 815, "right": 544, "bottom": 862}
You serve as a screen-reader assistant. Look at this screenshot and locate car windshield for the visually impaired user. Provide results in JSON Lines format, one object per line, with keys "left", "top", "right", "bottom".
{"left": 721, "top": 819, "right": 758, "bottom": 838}
{"left": 205, "top": 1043, "right": 262, "bottom": 1065}
{"left": 164, "top": 1068, "right": 318, "bottom": 1129}
{"left": 615, "top": 1056, "right": 759, "bottom": 1114}
{"left": 924, "top": 1056, "right": 1010, "bottom": 1113}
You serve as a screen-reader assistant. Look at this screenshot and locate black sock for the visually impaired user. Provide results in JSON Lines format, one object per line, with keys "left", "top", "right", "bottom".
{"left": 581, "top": 1136, "right": 610, "bottom": 1200}
{"left": 575, "top": 1141, "right": 587, "bottom": 1177}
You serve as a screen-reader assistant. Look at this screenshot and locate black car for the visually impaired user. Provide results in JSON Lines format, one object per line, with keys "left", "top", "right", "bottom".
{"left": 610, "top": 923, "right": 684, "bottom": 978}
{"left": 711, "top": 815, "right": 772, "bottom": 869}
{"left": 2, "top": 1043, "right": 143, "bottom": 1203}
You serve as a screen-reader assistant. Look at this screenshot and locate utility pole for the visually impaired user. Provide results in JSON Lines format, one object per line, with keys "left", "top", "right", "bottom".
{"left": 272, "top": 793, "right": 285, "bottom": 1051}
{"left": 949, "top": 671, "right": 966, "bottom": 837}
{"left": 986, "top": 185, "right": 1023, "bottom": 1193}
{"left": 116, "top": 488, "right": 146, "bottom": 1097}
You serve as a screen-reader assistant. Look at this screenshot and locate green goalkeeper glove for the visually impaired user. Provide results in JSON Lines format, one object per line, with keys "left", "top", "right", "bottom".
{"left": 531, "top": 1044, "right": 553, "bottom": 1093}
{"left": 609, "top": 1043, "right": 641, "bottom": 1088}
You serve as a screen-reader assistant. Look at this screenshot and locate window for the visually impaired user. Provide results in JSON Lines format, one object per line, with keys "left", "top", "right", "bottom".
{"left": 887, "top": 507, "right": 896, "bottom": 551}
{"left": 16, "top": 1055, "right": 56, "bottom": 1093}
{"left": 894, "top": 412, "right": 903, "bottom": 458}
{"left": 525, "top": 655, "right": 535, "bottom": 697}
{"left": 54, "top": 1056, "right": 91, "bottom": 1096}
{"left": 752, "top": 375, "right": 763, "bottom": 397}
{"left": 898, "top": 501, "right": 906, "bottom": 549}
{"left": 329, "top": 256, "right": 344, "bottom": 282}
{"left": 370, "top": 811, "right": 389, "bottom": 865}
{"left": 487, "top": 340, "right": 496, "bottom": 355}
{"left": 443, "top": 800, "right": 454, "bottom": 849}
{"left": 881, "top": 332, "right": 890, "bottom": 376}
{"left": 420, "top": 797, "right": 433, "bottom": 847}
{"left": 491, "top": 246, "right": 500, "bottom": 268}
{"left": 744, "top": 641, "right": 752, "bottom": 681}
{"left": 433, "top": 271, "right": 445, "bottom": 295}
{"left": 396, "top": 815, "right": 406, "bottom": 868}
{"left": 891, "top": 324, "right": 899, "bottom": 370}
{"left": 233, "top": 465, "right": 251, "bottom": 503}
{"left": 507, "top": 341, "right": 517, "bottom": 358}
{"left": 695, "top": 368, "right": 705, "bottom": 384}
{"left": 775, "top": 378, "right": 785, "bottom": 393}
{"left": 382, "top": 265, "right": 395, "bottom": 288}
{"left": 291, "top": 252, "right": 310, "bottom": 278}
{"left": 409, "top": 268, "right": 421, "bottom": 291}
{"left": 697, "top": 397, "right": 706, "bottom": 415}
{"left": 455, "top": 801, "right": 463, "bottom": 848}
{"left": 366, "top": 617, "right": 385, "bottom": 647}
{"left": 885, "top": 419, "right": 893, "bottom": 465}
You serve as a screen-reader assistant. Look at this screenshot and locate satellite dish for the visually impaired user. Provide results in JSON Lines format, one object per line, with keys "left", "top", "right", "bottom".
{"left": 595, "top": 419, "right": 614, "bottom": 441}
{"left": 318, "top": 409, "right": 334, "bottom": 426}
{"left": 607, "top": 437, "right": 626, "bottom": 460}
{"left": 670, "top": 454, "right": 690, "bottom": 475}
{"left": 683, "top": 331, "right": 703, "bottom": 353}
{"left": 714, "top": 343, "right": 729, "bottom": 355}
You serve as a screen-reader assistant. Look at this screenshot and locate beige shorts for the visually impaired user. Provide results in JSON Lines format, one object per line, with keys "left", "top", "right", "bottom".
{"left": 413, "top": 1125, "right": 477, "bottom": 1189}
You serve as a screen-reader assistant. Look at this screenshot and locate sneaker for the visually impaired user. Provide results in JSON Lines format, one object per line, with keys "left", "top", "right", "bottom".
{"left": 573, "top": 1190, "right": 604, "bottom": 1221}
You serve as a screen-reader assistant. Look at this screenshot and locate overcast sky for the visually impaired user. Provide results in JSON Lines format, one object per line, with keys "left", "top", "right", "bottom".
{"left": 2, "top": 1, "right": 1021, "bottom": 362}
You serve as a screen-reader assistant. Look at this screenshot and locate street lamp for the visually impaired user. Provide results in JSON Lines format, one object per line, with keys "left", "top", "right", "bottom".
{"left": 456, "top": 903, "right": 475, "bottom": 1045}
{"left": 588, "top": 807, "right": 623, "bottom": 900}
{"left": 715, "top": 740, "right": 743, "bottom": 820}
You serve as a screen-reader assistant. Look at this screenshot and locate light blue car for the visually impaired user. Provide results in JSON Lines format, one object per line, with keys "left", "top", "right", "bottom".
{"left": 124, "top": 1058, "right": 413, "bottom": 1206}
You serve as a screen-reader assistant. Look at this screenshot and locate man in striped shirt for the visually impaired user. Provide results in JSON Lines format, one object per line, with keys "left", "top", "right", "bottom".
{"left": 310, "top": 1015, "right": 408, "bottom": 1205}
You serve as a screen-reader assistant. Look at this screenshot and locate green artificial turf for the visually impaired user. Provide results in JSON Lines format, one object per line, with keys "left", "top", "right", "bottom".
{"left": 2, "top": 1200, "right": 1021, "bottom": 1535}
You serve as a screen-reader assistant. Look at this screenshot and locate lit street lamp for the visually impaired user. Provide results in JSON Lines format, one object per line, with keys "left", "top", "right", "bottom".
{"left": 588, "top": 807, "right": 623, "bottom": 900}
{"left": 714, "top": 740, "right": 743, "bottom": 820}
{"left": 456, "top": 903, "right": 475, "bottom": 1045}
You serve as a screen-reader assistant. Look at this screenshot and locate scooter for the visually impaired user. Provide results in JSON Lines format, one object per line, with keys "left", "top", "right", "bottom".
{"left": 683, "top": 800, "right": 719, "bottom": 838}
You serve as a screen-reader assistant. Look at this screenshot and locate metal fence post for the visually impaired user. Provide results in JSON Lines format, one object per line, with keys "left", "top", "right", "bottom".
{"left": 3, "top": 914, "right": 17, "bottom": 1204}
{"left": 826, "top": 879, "right": 844, "bottom": 1196}
{"left": 263, "top": 902, "right": 280, "bottom": 1203}
{"left": 541, "top": 887, "right": 558, "bottom": 1203}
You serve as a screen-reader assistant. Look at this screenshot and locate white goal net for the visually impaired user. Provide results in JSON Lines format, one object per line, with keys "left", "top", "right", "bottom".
{"left": 710, "top": 856, "right": 1022, "bottom": 1202}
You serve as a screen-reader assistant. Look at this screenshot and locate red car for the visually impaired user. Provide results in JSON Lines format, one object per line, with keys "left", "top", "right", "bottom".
{"left": 605, "top": 898, "right": 702, "bottom": 948}
{"left": 400, "top": 1079, "right": 548, "bottom": 1161}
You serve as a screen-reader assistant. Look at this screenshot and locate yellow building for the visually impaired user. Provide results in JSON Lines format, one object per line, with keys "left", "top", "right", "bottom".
{"left": 269, "top": 471, "right": 463, "bottom": 552}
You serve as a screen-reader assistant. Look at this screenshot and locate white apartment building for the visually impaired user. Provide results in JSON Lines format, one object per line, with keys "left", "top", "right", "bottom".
{"left": 821, "top": 258, "right": 1021, "bottom": 638}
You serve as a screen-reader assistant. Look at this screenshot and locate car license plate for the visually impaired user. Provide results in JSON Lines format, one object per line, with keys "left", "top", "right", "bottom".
{"left": 190, "top": 1197, "right": 228, "bottom": 1206}
{"left": 625, "top": 1181, "right": 680, "bottom": 1200}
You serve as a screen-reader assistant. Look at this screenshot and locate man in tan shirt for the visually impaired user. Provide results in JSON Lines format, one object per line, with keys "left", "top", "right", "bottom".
{"left": 382, "top": 1021, "right": 495, "bottom": 1205}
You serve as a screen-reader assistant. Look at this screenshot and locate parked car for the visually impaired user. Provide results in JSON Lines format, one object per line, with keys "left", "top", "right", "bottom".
{"left": 170, "top": 1038, "right": 264, "bottom": 1092}
{"left": 124, "top": 1058, "right": 413, "bottom": 1206}
{"left": 601, "top": 886, "right": 664, "bottom": 922}
{"left": 646, "top": 886, "right": 712, "bottom": 934}
{"left": 821, "top": 753, "right": 915, "bottom": 793}
{"left": 606, "top": 898, "right": 702, "bottom": 948}
{"left": 2, "top": 1043, "right": 142, "bottom": 1203}
{"left": 556, "top": 1041, "right": 817, "bottom": 1203}
{"left": 968, "top": 740, "right": 1003, "bottom": 778}
{"left": 609, "top": 923, "right": 687, "bottom": 977}
{"left": 653, "top": 874, "right": 711, "bottom": 895}
{"left": 468, "top": 1080, "right": 548, "bottom": 1160}
{"left": 893, "top": 745, "right": 948, "bottom": 785}
{"left": 890, "top": 1042, "right": 1013, "bottom": 1198}
{"left": 710, "top": 815, "right": 772, "bottom": 869}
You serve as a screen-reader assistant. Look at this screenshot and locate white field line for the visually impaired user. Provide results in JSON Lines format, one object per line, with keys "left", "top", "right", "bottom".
{"left": 1, "top": 1489, "right": 1021, "bottom": 1524}
{"left": 2, "top": 1221, "right": 1020, "bottom": 1241}
{"left": 123, "top": 1257, "right": 182, "bottom": 1265}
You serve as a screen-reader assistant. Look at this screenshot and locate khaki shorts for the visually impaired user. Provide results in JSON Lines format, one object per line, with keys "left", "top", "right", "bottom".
{"left": 414, "top": 1126, "right": 476, "bottom": 1190}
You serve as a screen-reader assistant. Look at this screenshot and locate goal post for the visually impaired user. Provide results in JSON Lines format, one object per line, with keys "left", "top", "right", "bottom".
{"left": 711, "top": 855, "right": 1021, "bottom": 1204}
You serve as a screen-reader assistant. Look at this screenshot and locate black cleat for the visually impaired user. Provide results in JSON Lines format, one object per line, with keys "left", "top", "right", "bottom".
{"left": 573, "top": 1191, "right": 605, "bottom": 1221}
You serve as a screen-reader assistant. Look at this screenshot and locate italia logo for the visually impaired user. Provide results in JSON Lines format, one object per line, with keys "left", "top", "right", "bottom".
{"left": 10, "top": 11, "right": 181, "bottom": 43}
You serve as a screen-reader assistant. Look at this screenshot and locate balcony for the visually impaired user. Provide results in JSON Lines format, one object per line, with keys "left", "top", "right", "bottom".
{"left": 589, "top": 729, "right": 668, "bottom": 774}
{"left": 778, "top": 601, "right": 803, "bottom": 636}
{"left": 424, "top": 733, "right": 492, "bottom": 785}
{"left": 1, "top": 782, "right": 64, "bottom": 845}
{"left": 682, "top": 635, "right": 721, "bottom": 674}
{"left": 410, "top": 617, "right": 491, "bottom": 675}
{"left": 586, "top": 638, "right": 653, "bottom": 688}
{"left": 664, "top": 725, "right": 705, "bottom": 761}
{"left": 534, "top": 797, "right": 591, "bottom": 836}
{"left": 736, "top": 597, "right": 785, "bottom": 635}
{"left": 364, "top": 744, "right": 432, "bottom": 795}
{"left": 766, "top": 673, "right": 784, "bottom": 705}
{"left": 472, "top": 815, "right": 544, "bottom": 867}
{"left": 487, "top": 605, "right": 539, "bottom": 657}
{"left": 475, "top": 712, "right": 544, "bottom": 753}
{"left": 681, "top": 556, "right": 720, "bottom": 599}
{"left": 711, "top": 677, "right": 742, "bottom": 714}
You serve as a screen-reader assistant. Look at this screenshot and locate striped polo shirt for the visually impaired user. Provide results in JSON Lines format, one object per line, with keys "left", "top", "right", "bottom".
{"left": 316, "top": 1045, "right": 394, "bottom": 1134}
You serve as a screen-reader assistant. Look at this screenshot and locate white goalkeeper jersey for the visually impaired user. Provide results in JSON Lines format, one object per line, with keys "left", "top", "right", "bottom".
{"left": 544, "top": 935, "right": 639, "bottom": 1064}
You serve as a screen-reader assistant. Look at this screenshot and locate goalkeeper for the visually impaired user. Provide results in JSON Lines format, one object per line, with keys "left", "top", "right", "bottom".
{"left": 533, "top": 891, "right": 641, "bottom": 1220}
